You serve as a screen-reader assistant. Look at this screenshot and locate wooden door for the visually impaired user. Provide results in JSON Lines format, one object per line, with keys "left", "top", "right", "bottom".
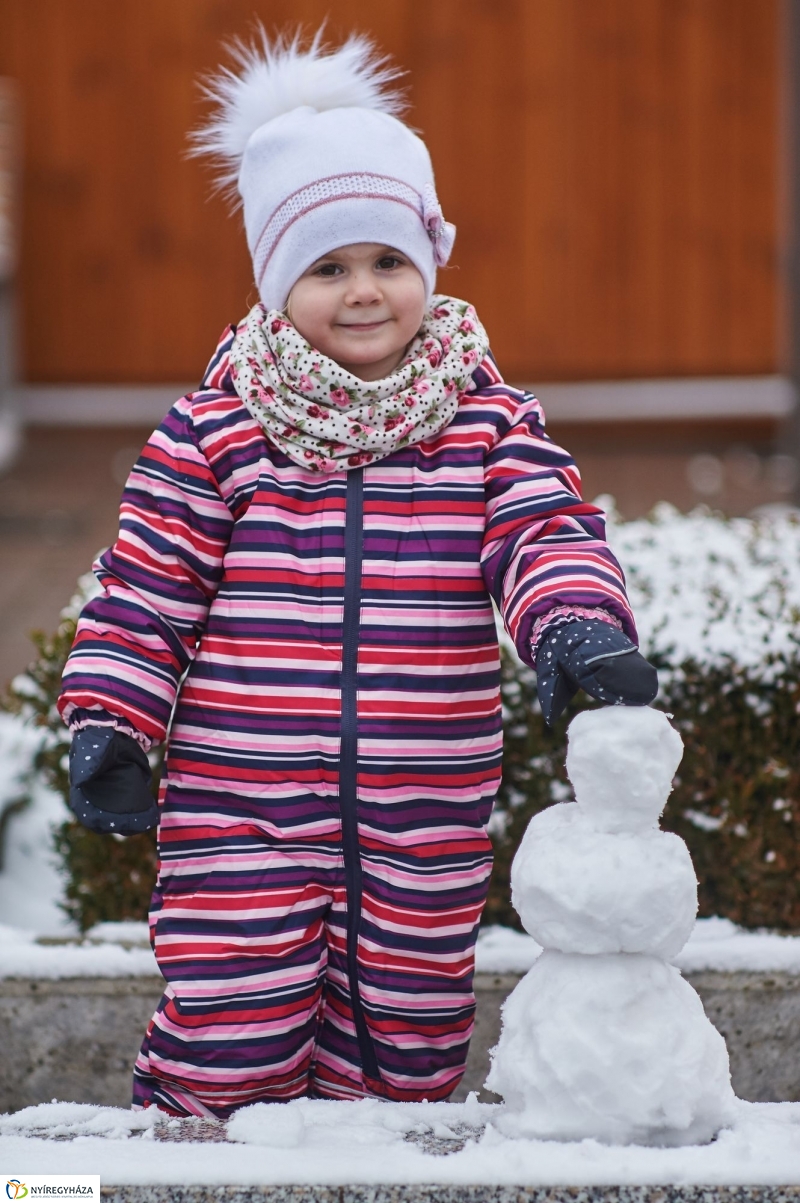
{"left": 0, "top": 0, "right": 781, "bottom": 383}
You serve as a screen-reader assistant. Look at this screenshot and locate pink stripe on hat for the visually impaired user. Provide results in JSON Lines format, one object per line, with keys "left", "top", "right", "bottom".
{"left": 253, "top": 172, "right": 424, "bottom": 289}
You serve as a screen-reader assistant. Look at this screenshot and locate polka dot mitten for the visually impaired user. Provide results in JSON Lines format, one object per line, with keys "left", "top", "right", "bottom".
{"left": 535, "top": 618, "right": 658, "bottom": 727}
{"left": 68, "top": 728, "right": 158, "bottom": 835}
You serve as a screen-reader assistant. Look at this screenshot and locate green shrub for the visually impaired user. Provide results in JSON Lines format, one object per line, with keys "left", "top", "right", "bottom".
{"left": 4, "top": 507, "right": 800, "bottom": 933}
{"left": 51, "top": 819, "right": 157, "bottom": 933}
{"left": 8, "top": 621, "right": 800, "bottom": 934}
{"left": 486, "top": 649, "right": 800, "bottom": 931}
{"left": 4, "top": 615, "right": 159, "bottom": 932}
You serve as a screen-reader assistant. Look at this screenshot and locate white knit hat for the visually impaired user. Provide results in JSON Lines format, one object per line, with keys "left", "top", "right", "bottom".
{"left": 191, "top": 31, "right": 455, "bottom": 310}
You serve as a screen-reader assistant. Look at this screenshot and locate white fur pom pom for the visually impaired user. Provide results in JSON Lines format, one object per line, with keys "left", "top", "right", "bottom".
{"left": 189, "top": 28, "right": 407, "bottom": 198}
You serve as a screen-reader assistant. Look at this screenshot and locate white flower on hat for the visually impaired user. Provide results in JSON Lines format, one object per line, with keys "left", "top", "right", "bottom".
{"left": 189, "top": 28, "right": 456, "bottom": 309}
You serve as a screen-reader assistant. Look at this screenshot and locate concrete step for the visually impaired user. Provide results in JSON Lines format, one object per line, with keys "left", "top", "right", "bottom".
{"left": 94, "top": 1187, "right": 800, "bottom": 1203}
{"left": 1, "top": 970, "right": 798, "bottom": 1113}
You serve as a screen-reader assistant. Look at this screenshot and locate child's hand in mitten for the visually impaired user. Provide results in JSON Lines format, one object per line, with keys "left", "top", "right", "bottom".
{"left": 535, "top": 618, "right": 658, "bottom": 727}
{"left": 68, "top": 728, "right": 158, "bottom": 834}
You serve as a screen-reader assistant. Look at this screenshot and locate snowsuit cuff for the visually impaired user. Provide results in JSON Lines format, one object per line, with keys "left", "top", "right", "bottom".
{"left": 62, "top": 705, "right": 153, "bottom": 753}
{"left": 529, "top": 606, "right": 624, "bottom": 661}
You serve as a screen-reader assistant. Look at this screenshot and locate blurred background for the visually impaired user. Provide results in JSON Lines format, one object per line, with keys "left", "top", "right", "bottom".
{"left": 0, "top": 0, "right": 794, "bottom": 685}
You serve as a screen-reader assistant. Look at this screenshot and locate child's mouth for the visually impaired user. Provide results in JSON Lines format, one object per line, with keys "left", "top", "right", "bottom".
{"left": 339, "top": 320, "right": 389, "bottom": 332}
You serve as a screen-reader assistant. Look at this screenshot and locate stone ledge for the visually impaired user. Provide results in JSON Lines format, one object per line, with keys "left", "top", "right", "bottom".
{"left": 98, "top": 1187, "right": 800, "bottom": 1203}
{"left": 0, "top": 975, "right": 164, "bottom": 996}
{"left": 458, "top": 971, "right": 800, "bottom": 1105}
{"left": 0, "top": 976, "right": 164, "bottom": 1111}
{"left": 1, "top": 971, "right": 798, "bottom": 1112}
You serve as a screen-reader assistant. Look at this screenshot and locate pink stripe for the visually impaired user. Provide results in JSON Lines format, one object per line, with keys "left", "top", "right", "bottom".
{"left": 253, "top": 171, "right": 424, "bottom": 286}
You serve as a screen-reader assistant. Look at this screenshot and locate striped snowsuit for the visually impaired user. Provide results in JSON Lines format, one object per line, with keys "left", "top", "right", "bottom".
{"left": 59, "top": 329, "right": 635, "bottom": 1116}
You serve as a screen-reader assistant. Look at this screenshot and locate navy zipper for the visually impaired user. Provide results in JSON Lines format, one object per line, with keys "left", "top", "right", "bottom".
{"left": 339, "top": 466, "right": 380, "bottom": 1080}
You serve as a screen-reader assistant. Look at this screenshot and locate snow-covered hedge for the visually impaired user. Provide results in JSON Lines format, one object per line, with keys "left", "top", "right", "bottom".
{"left": 493, "top": 500, "right": 800, "bottom": 672}
{"left": 606, "top": 500, "right": 800, "bottom": 669}
{"left": 2, "top": 570, "right": 158, "bottom": 932}
{"left": 493, "top": 502, "right": 800, "bottom": 931}
{"left": 3, "top": 503, "right": 800, "bottom": 932}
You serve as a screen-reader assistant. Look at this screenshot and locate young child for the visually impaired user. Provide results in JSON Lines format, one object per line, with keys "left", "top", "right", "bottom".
{"left": 58, "top": 32, "right": 657, "bottom": 1118}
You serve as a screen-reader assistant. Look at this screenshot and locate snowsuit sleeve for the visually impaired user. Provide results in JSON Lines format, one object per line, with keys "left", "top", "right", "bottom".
{"left": 480, "top": 383, "right": 636, "bottom": 669}
{"left": 58, "top": 397, "right": 235, "bottom": 745}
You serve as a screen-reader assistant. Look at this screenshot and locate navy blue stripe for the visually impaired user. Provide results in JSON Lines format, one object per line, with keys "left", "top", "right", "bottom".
{"left": 339, "top": 466, "right": 379, "bottom": 1080}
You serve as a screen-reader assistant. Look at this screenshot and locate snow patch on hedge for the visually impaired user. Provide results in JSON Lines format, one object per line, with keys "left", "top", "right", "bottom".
{"left": 0, "top": 714, "right": 71, "bottom": 935}
{"left": 496, "top": 501, "right": 800, "bottom": 670}
{"left": 605, "top": 501, "right": 800, "bottom": 667}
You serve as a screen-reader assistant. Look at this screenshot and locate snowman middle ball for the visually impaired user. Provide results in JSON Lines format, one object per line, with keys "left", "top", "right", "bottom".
{"left": 512, "top": 802, "right": 698, "bottom": 958}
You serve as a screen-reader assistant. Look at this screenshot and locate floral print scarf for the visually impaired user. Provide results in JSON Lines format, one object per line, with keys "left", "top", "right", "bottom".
{"left": 228, "top": 296, "right": 490, "bottom": 473}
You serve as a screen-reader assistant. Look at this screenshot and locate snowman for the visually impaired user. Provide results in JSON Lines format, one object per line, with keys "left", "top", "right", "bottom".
{"left": 486, "top": 705, "right": 736, "bottom": 1146}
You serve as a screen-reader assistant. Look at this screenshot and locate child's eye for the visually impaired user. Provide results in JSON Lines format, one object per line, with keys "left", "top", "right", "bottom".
{"left": 376, "top": 256, "right": 404, "bottom": 271}
{"left": 314, "top": 262, "right": 343, "bottom": 277}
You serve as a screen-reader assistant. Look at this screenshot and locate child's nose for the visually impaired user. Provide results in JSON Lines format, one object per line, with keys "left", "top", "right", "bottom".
{"left": 345, "top": 271, "right": 382, "bottom": 305}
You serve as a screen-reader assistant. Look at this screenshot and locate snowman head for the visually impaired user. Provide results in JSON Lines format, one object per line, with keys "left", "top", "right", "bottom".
{"left": 566, "top": 706, "right": 683, "bottom": 833}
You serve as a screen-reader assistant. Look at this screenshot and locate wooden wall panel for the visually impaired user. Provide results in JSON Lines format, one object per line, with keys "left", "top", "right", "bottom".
{"left": 0, "top": 0, "right": 781, "bottom": 383}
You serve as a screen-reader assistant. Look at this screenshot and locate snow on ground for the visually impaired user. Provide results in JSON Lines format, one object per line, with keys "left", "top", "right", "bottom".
{"left": 0, "top": 923, "right": 156, "bottom": 978}
{"left": 474, "top": 919, "right": 800, "bottom": 976}
{"left": 0, "top": 918, "right": 797, "bottom": 980}
{"left": 86, "top": 920, "right": 151, "bottom": 944}
{"left": 672, "top": 916, "right": 800, "bottom": 973}
{"left": 1, "top": 1097, "right": 799, "bottom": 1185}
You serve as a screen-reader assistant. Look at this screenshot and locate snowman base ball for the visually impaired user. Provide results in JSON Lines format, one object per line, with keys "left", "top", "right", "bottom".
{"left": 486, "top": 949, "right": 735, "bottom": 1146}
{"left": 487, "top": 707, "right": 736, "bottom": 1146}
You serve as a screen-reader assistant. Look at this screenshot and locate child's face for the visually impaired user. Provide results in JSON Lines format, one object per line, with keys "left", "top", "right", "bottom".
{"left": 286, "top": 243, "right": 427, "bottom": 381}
